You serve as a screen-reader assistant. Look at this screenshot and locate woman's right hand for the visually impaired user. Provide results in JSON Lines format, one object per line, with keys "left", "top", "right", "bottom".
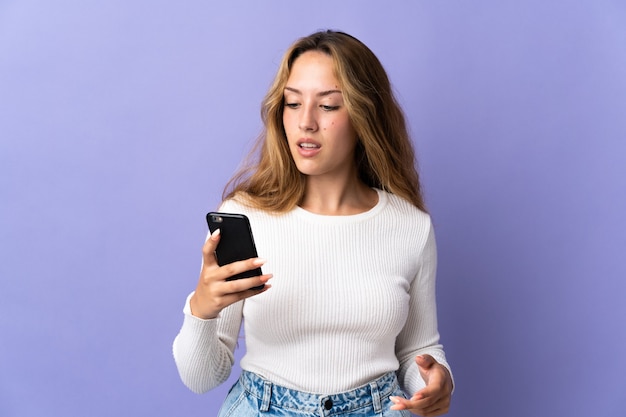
{"left": 189, "top": 229, "right": 272, "bottom": 319}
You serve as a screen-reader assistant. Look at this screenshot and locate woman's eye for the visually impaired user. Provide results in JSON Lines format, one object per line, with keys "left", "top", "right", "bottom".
{"left": 321, "top": 105, "right": 340, "bottom": 111}
{"left": 284, "top": 102, "right": 300, "bottom": 109}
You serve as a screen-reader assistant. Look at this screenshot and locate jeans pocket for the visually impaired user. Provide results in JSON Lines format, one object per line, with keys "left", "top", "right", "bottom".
{"left": 218, "top": 381, "right": 254, "bottom": 417}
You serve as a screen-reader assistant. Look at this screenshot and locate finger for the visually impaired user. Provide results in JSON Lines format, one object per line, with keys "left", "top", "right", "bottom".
{"left": 192, "top": 272, "right": 272, "bottom": 319}
{"left": 411, "top": 370, "right": 448, "bottom": 403}
{"left": 218, "top": 279, "right": 272, "bottom": 306}
{"left": 420, "top": 399, "right": 450, "bottom": 416}
{"left": 405, "top": 376, "right": 451, "bottom": 415}
{"left": 222, "top": 272, "right": 273, "bottom": 293}
{"left": 202, "top": 229, "right": 221, "bottom": 265}
{"left": 390, "top": 396, "right": 428, "bottom": 412}
{"left": 414, "top": 395, "right": 450, "bottom": 417}
{"left": 416, "top": 354, "right": 438, "bottom": 385}
{"left": 392, "top": 382, "right": 442, "bottom": 408}
{"left": 390, "top": 396, "right": 447, "bottom": 417}
{"left": 391, "top": 392, "right": 432, "bottom": 409}
{"left": 416, "top": 354, "right": 435, "bottom": 370}
{"left": 389, "top": 396, "right": 407, "bottom": 410}
{"left": 217, "top": 257, "right": 267, "bottom": 281}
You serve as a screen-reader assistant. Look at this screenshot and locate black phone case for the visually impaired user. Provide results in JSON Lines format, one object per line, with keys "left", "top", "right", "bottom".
{"left": 206, "top": 212, "right": 263, "bottom": 288}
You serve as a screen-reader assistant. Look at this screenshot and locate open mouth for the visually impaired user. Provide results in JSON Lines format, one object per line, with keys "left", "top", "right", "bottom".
{"left": 299, "top": 142, "right": 320, "bottom": 149}
{"left": 297, "top": 139, "right": 321, "bottom": 149}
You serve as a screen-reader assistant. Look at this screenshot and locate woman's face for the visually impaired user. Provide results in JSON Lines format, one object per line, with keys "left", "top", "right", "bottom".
{"left": 282, "top": 51, "right": 358, "bottom": 181}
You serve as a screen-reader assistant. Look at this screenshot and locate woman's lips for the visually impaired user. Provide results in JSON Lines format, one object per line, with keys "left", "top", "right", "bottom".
{"left": 296, "top": 139, "right": 321, "bottom": 157}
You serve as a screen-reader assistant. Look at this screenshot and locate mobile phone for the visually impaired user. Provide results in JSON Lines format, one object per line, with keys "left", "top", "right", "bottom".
{"left": 206, "top": 212, "right": 264, "bottom": 290}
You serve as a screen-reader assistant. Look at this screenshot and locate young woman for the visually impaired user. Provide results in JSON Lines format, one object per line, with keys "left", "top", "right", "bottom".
{"left": 173, "top": 30, "right": 453, "bottom": 417}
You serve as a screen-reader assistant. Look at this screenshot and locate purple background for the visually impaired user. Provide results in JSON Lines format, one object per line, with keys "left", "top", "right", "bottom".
{"left": 1, "top": 1, "right": 625, "bottom": 416}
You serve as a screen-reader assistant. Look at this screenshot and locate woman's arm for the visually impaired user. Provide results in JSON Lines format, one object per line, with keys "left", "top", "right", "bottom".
{"left": 395, "top": 222, "right": 454, "bottom": 398}
{"left": 172, "top": 295, "right": 243, "bottom": 394}
{"left": 172, "top": 225, "right": 271, "bottom": 393}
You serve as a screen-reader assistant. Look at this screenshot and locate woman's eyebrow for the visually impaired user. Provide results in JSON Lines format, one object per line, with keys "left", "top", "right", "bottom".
{"left": 284, "top": 86, "right": 342, "bottom": 97}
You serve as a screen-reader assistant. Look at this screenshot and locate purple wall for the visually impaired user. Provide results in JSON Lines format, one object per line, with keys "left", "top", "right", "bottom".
{"left": 1, "top": 1, "right": 625, "bottom": 416}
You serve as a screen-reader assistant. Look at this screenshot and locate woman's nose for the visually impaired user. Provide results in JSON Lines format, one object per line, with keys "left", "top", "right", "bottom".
{"left": 298, "top": 105, "right": 318, "bottom": 131}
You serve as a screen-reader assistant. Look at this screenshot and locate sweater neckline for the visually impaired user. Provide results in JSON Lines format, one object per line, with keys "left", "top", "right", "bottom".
{"left": 292, "top": 188, "right": 387, "bottom": 223}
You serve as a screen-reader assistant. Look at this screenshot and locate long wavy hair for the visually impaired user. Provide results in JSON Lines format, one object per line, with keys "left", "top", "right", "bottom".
{"left": 224, "top": 30, "right": 426, "bottom": 212}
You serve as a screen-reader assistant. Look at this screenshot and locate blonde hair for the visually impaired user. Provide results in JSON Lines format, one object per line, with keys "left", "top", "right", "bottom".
{"left": 224, "top": 30, "right": 426, "bottom": 212}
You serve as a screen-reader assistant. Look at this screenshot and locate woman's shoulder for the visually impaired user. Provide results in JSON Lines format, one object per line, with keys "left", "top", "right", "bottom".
{"left": 375, "top": 190, "right": 435, "bottom": 257}
{"left": 218, "top": 193, "right": 281, "bottom": 220}
{"left": 381, "top": 190, "right": 431, "bottom": 223}
{"left": 219, "top": 193, "right": 256, "bottom": 214}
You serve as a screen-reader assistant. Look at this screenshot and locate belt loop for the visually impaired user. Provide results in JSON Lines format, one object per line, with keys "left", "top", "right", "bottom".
{"left": 260, "top": 379, "right": 272, "bottom": 412}
{"left": 370, "top": 380, "right": 382, "bottom": 413}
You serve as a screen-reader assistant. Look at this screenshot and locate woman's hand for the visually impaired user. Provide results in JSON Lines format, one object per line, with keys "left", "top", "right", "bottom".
{"left": 390, "top": 355, "right": 452, "bottom": 416}
{"left": 189, "top": 229, "right": 272, "bottom": 319}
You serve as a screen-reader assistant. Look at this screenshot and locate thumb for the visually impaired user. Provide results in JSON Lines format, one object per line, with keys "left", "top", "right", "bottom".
{"left": 415, "top": 355, "right": 435, "bottom": 382}
{"left": 202, "top": 228, "right": 221, "bottom": 266}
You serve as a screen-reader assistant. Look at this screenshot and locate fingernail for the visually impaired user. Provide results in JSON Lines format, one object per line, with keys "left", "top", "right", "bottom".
{"left": 253, "top": 258, "right": 267, "bottom": 266}
{"left": 211, "top": 229, "right": 221, "bottom": 238}
{"left": 389, "top": 396, "right": 400, "bottom": 403}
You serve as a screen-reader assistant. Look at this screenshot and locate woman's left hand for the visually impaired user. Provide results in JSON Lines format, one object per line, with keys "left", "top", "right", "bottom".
{"left": 390, "top": 355, "right": 452, "bottom": 416}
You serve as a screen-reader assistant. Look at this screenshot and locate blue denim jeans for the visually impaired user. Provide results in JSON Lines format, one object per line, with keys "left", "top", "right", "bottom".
{"left": 217, "top": 370, "right": 411, "bottom": 416}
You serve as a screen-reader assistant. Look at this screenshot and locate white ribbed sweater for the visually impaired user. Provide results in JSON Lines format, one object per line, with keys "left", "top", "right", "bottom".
{"left": 173, "top": 189, "right": 451, "bottom": 396}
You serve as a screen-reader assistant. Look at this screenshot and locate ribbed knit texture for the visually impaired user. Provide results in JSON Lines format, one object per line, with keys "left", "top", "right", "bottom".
{"left": 173, "top": 189, "right": 451, "bottom": 396}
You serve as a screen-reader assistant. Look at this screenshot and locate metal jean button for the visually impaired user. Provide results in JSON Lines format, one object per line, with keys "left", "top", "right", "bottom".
{"left": 324, "top": 399, "right": 333, "bottom": 410}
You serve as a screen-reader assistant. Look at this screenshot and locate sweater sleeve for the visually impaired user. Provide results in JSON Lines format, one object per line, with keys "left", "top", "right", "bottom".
{"left": 395, "top": 221, "right": 454, "bottom": 395}
{"left": 172, "top": 292, "right": 243, "bottom": 394}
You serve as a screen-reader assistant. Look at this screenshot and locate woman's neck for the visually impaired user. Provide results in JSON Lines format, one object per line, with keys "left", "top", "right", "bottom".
{"left": 299, "top": 175, "right": 378, "bottom": 216}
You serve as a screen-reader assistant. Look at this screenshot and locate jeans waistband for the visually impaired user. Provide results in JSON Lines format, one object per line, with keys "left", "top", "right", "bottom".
{"left": 238, "top": 370, "right": 400, "bottom": 414}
